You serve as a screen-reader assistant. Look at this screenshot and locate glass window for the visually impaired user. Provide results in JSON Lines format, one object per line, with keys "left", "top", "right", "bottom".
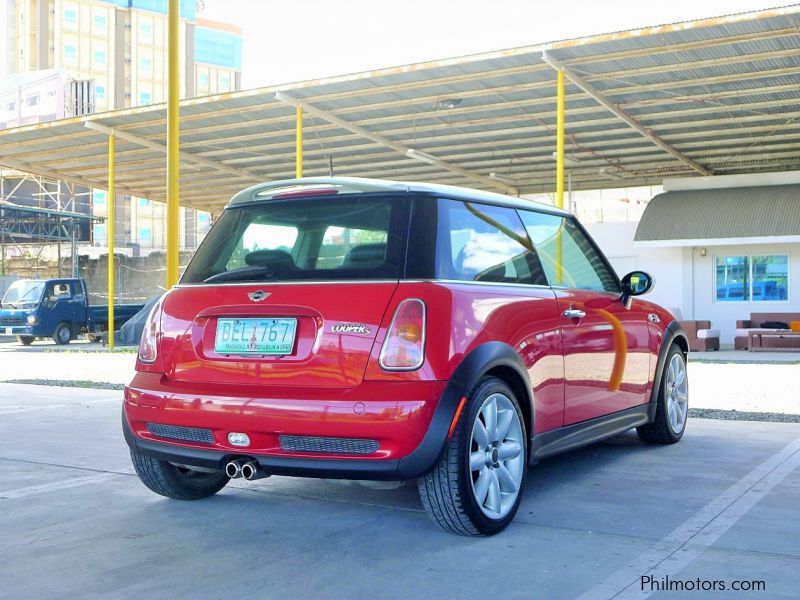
{"left": 93, "top": 13, "right": 107, "bottom": 32}
{"left": 139, "top": 21, "right": 153, "bottom": 42}
{"left": 95, "top": 85, "right": 106, "bottom": 100}
{"left": 716, "top": 256, "right": 749, "bottom": 301}
{"left": 7, "top": 101, "right": 16, "bottom": 112}
{"left": 519, "top": 210, "right": 619, "bottom": 292}
{"left": 64, "top": 45, "right": 77, "bottom": 61}
{"left": 182, "top": 196, "right": 406, "bottom": 284}
{"left": 51, "top": 283, "right": 73, "bottom": 298}
{"left": 64, "top": 8, "right": 78, "bottom": 24}
{"left": 218, "top": 74, "right": 230, "bottom": 91}
{"left": 93, "top": 224, "right": 106, "bottom": 244}
{"left": 752, "top": 255, "right": 788, "bottom": 300}
{"left": 138, "top": 91, "right": 152, "bottom": 105}
{"left": 317, "top": 226, "right": 388, "bottom": 270}
{"left": 25, "top": 95, "right": 39, "bottom": 107}
{"left": 716, "top": 255, "right": 788, "bottom": 302}
{"left": 93, "top": 49, "right": 106, "bottom": 66}
{"left": 139, "top": 56, "right": 152, "bottom": 72}
{"left": 435, "top": 199, "right": 545, "bottom": 285}
{"left": 1, "top": 280, "right": 45, "bottom": 306}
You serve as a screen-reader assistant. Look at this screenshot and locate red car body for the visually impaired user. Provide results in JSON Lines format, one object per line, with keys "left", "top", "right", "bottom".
{"left": 123, "top": 177, "right": 688, "bottom": 533}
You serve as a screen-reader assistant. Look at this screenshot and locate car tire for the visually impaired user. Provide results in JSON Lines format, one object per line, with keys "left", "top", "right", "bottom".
{"left": 418, "top": 376, "right": 527, "bottom": 536}
{"left": 53, "top": 322, "right": 71, "bottom": 345}
{"left": 17, "top": 335, "right": 34, "bottom": 346}
{"left": 129, "top": 446, "right": 229, "bottom": 500}
{"left": 637, "top": 343, "right": 688, "bottom": 444}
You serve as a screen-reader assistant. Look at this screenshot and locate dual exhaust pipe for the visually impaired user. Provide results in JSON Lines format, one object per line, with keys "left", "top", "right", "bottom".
{"left": 225, "top": 458, "right": 268, "bottom": 481}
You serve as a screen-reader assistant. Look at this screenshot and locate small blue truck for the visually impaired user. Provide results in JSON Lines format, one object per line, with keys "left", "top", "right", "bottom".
{"left": 0, "top": 278, "right": 144, "bottom": 345}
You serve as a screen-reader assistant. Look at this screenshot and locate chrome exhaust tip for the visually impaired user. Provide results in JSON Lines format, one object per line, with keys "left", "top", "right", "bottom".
{"left": 241, "top": 460, "right": 268, "bottom": 481}
{"left": 225, "top": 459, "right": 244, "bottom": 479}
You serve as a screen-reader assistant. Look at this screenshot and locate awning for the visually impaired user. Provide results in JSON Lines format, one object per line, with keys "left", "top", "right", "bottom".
{"left": 634, "top": 184, "right": 800, "bottom": 246}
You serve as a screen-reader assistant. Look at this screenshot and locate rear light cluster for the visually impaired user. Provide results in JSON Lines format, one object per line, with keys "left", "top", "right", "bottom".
{"left": 138, "top": 298, "right": 163, "bottom": 364}
{"left": 379, "top": 298, "right": 426, "bottom": 371}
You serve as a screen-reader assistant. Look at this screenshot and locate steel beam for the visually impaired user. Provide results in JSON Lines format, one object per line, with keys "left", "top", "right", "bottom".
{"left": 274, "top": 90, "right": 518, "bottom": 195}
{"left": 542, "top": 51, "right": 711, "bottom": 176}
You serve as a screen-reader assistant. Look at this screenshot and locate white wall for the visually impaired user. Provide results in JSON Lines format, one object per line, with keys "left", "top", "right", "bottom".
{"left": 585, "top": 221, "right": 684, "bottom": 314}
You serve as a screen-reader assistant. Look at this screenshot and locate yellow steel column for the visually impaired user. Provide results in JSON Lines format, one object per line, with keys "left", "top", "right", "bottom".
{"left": 296, "top": 104, "right": 304, "bottom": 178}
{"left": 555, "top": 69, "right": 565, "bottom": 284}
{"left": 166, "top": 0, "right": 180, "bottom": 288}
{"left": 107, "top": 132, "right": 115, "bottom": 350}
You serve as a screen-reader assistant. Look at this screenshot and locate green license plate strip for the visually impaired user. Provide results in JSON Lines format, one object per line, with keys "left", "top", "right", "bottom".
{"left": 214, "top": 317, "right": 297, "bottom": 355}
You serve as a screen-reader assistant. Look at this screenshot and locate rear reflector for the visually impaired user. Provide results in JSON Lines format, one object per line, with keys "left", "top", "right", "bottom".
{"left": 279, "top": 435, "right": 379, "bottom": 455}
{"left": 147, "top": 423, "right": 214, "bottom": 444}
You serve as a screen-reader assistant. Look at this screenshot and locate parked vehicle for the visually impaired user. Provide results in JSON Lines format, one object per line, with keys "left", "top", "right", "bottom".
{"left": 123, "top": 178, "right": 689, "bottom": 535}
{"left": 0, "top": 278, "right": 144, "bottom": 345}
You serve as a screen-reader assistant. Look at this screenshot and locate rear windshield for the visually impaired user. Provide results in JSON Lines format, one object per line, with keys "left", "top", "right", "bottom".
{"left": 181, "top": 195, "right": 407, "bottom": 284}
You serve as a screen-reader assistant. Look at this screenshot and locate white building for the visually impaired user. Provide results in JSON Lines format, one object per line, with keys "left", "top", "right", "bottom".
{"left": 585, "top": 172, "right": 800, "bottom": 345}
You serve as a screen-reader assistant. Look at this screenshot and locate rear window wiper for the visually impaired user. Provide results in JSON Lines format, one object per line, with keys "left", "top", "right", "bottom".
{"left": 203, "top": 265, "right": 276, "bottom": 283}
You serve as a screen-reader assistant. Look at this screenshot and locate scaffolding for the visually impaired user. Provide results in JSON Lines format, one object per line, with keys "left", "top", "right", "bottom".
{"left": 0, "top": 171, "right": 100, "bottom": 277}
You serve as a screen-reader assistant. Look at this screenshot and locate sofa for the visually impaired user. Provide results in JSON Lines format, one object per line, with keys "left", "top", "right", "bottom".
{"left": 735, "top": 312, "right": 800, "bottom": 350}
{"left": 669, "top": 308, "right": 720, "bottom": 352}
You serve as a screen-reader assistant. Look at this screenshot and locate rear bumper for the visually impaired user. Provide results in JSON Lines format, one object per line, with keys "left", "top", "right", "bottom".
{"left": 123, "top": 373, "right": 459, "bottom": 480}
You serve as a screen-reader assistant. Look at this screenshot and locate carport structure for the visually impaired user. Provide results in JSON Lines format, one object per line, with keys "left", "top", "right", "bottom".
{"left": 0, "top": 4, "right": 798, "bottom": 342}
{"left": 1, "top": 5, "right": 798, "bottom": 210}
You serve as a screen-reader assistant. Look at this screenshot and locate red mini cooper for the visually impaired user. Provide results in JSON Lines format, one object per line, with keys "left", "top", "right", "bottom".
{"left": 123, "top": 177, "right": 688, "bottom": 535}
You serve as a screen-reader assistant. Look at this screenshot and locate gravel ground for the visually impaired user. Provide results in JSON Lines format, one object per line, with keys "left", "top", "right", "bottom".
{"left": 1, "top": 341, "right": 798, "bottom": 419}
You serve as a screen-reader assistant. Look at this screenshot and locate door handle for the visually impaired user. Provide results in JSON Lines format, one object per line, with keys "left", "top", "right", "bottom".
{"left": 562, "top": 308, "right": 586, "bottom": 319}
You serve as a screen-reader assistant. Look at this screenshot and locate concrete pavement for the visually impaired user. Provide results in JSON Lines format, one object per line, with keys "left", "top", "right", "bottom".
{"left": 1, "top": 383, "right": 799, "bottom": 599}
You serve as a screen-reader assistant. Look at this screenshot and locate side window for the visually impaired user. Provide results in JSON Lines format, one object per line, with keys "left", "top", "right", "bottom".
{"left": 226, "top": 223, "right": 298, "bottom": 271}
{"left": 435, "top": 199, "right": 546, "bottom": 285}
{"left": 518, "top": 211, "right": 619, "bottom": 293}
{"left": 51, "top": 283, "right": 73, "bottom": 298}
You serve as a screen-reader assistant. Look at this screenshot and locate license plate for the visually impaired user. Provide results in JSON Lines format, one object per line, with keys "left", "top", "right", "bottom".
{"left": 214, "top": 318, "right": 297, "bottom": 355}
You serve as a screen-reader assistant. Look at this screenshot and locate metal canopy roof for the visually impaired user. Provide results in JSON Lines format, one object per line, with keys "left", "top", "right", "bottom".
{"left": 635, "top": 183, "right": 800, "bottom": 245}
{"left": 0, "top": 5, "right": 799, "bottom": 212}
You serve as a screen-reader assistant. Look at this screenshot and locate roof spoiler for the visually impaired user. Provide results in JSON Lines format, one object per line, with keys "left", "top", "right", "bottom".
{"left": 228, "top": 177, "right": 409, "bottom": 206}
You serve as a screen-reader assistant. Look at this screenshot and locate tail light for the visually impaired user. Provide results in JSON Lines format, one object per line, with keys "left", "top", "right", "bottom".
{"left": 138, "top": 298, "right": 163, "bottom": 364}
{"left": 379, "top": 298, "right": 426, "bottom": 371}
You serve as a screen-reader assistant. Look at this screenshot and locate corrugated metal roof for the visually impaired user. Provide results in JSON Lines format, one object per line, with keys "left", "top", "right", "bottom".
{"left": 0, "top": 4, "right": 799, "bottom": 212}
{"left": 634, "top": 184, "right": 800, "bottom": 241}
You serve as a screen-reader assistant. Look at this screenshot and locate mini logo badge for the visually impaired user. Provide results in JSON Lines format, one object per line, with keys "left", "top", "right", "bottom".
{"left": 248, "top": 290, "right": 270, "bottom": 302}
{"left": 331, "top": 323, "right": 371, "bottom": 335}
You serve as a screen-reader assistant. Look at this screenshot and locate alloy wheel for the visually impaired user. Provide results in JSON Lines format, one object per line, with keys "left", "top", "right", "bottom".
{"left": 469, "top": 393, "right": 525, "bottom": 519}
{"left": 665, "top": 353, "right": 688, "bottom": 433}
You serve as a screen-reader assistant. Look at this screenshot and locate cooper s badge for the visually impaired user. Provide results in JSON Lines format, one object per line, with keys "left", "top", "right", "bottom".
{"left": 331, "top": 323, "right": 371, "bottom": 335}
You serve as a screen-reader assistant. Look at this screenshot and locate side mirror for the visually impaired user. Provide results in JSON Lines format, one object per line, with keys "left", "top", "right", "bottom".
{"left": 620, "top": 271, "right": 654, "bottom": 309}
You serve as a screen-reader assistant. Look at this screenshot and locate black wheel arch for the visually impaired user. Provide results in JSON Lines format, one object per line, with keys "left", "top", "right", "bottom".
{"left": 397, "top": 341, "right": 534, "bottom": 479}
{"left": 648, "top": 320, "right": 688, "bottom": 419}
